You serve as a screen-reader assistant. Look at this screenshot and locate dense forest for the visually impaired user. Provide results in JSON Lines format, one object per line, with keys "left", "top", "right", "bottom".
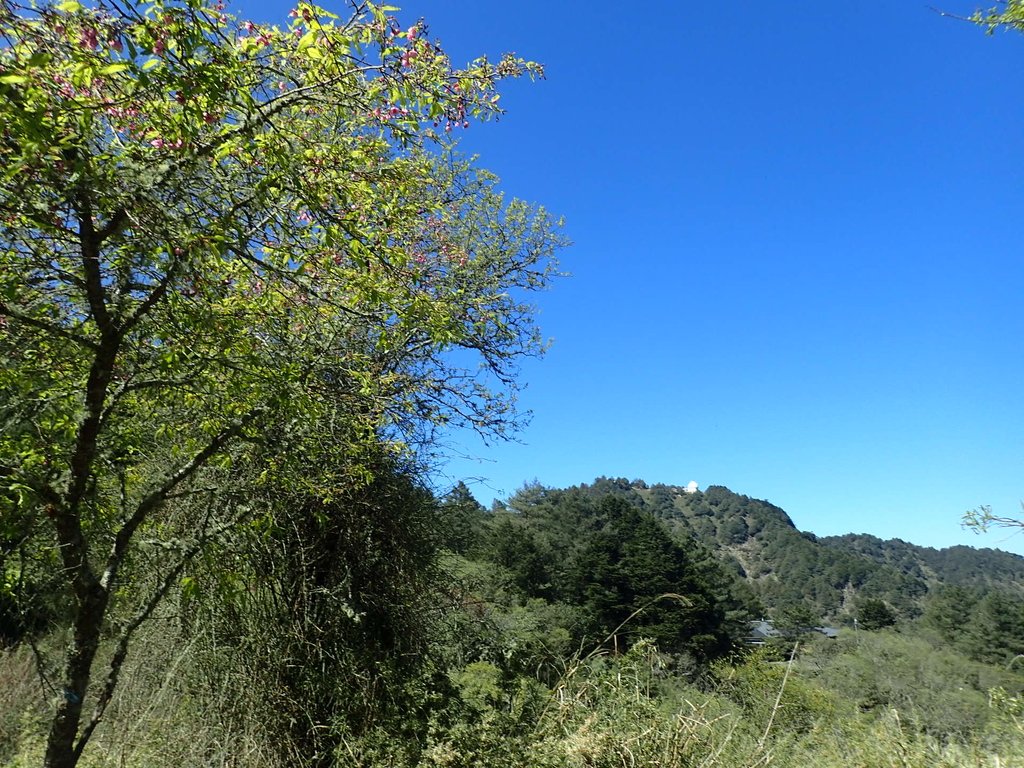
{"left": 3, "top": 0, "right": 1024, "bottom": 766}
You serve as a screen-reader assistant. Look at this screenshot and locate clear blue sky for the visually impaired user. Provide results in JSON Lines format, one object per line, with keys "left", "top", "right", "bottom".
{"left": 246, "top": 1, "right": 1024, "bottom": 554}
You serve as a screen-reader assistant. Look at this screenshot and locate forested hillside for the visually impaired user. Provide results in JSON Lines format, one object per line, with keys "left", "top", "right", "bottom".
{"left": 544, "top": 478, "right": 1023, "bottom": 605}
{"left": 477, "top": 478, "right": 1024, "bottom": 666}
{"left": 822, "top": 533, "right": 1024, "bottom": 591}
{"left": 6, "top": 471, "right": 1024, "bottom": 766}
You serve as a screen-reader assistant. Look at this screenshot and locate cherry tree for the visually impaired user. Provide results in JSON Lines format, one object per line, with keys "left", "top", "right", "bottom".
{"left": 0, "top": 1, "right": 563, "bottom": 765}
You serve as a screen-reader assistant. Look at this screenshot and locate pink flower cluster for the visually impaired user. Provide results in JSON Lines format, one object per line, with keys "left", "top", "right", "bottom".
{"left": 151, "top": 137, "right": 184, "bottom": 150}
{"left": 370, "top": 104, "right": 410, "bottom": 122}
{"left": 79, "top": 26, "right": 99, "bottom": 49}
{"left": 105, "top": 103, "right": 141, "bottom": 122}
{"left": 241, "top": 20, "right": 272, "bottom": 47}
{"left": 53, "top": 73, "right": 77, "bottom": 99}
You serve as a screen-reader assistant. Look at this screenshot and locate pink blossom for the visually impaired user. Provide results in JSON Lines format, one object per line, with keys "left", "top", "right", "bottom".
{"left": 80, "top": 27, "right": 98, "bottom": 50}
{"left": 406, "top": 25, "right": 418, "bottom": 40}
{"left": 153, "top": 38, "right": 165, "bottom": 55}
{"left": 244, "top": 20, "right": 255, "bottom": 32}
{"left": 108, "top": 37, "right": 122, "bottom": 52}
{"left": 151, "top": 137, "right": 183, "bottom": 150}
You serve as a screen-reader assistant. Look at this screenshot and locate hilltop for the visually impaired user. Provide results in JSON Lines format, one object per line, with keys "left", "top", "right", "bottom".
{"left": 481, "top": 477, "right": 1024, "bottom": 666}
{"left": 621, "top": 479, "right": 1024, "bottom": 615}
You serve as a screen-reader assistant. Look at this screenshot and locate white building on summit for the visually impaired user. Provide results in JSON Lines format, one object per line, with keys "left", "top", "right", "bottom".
{"left": 684, "top": 481, "right": 699, "bottom": 494}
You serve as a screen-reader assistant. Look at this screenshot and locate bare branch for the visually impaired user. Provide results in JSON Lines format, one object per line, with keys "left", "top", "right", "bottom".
{"left": 100, "top": 408, "right": 262, "bottom": 591}
{"left": 74, "top": 514, "right": 243, "bottom": 759}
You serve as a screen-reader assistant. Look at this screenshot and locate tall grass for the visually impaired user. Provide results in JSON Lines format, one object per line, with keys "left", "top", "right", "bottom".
{"left": 5, "top": 630, "right": 1024, "bottom": 768}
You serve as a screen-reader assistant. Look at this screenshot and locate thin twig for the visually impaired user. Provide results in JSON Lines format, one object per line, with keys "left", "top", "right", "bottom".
{"left": 759, "top": 640, "right": 798, "bottom": 749}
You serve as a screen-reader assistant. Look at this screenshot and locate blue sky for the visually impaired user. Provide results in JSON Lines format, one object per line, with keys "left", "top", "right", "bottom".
{"left": 248, "top": 1, "right": 1024, "bottom": 554}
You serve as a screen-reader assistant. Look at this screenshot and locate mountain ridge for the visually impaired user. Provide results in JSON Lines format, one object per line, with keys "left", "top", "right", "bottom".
{"left": 559, "top": 477, "right": 1024, "bottom": 619}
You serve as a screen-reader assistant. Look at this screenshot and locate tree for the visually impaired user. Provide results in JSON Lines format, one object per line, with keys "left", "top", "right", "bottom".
{"left": 572, "top": 496, "right": 732, "bottom": 658}
{"left": 488, "top": 516, "right": 553, "bottom": 598}
{"left": 772, "top": 601, "right": 820, "bottom": 643}
{"left": 964, "top": 591, "right": 1024, "bottom": 665}
{"left": 963, "top": 504, "right": 1024, "bottom": 534}
{"left": 923, "top": 585, "right": 979, "bottom": 647}
{"left": 856, "top": 598, "right": 896, "bottom": 631}
{"left": 969, "top": 1, "right": 1024, "bottom": 32}
{"left": 193, "top": 451, "right": 446, "bottom": 764}
{"left": 0, "top": 1, "right": 563, "bottom": 765}
{"left": 438, "top": 481, "right": 487, "bottom": 555}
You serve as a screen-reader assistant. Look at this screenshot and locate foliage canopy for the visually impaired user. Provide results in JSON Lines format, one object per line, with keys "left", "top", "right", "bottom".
{"left": 0, "top": 0, "right": 564, "bottom": 764}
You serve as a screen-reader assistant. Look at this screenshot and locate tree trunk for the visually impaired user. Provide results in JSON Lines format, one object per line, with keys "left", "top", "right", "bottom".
{"left": 43, "top": 584, "right": 108, "bottom": 768}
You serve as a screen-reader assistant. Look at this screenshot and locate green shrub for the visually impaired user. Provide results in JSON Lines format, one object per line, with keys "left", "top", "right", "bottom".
{"left": 712, "top": 649, "right": 840, "bottom": 739}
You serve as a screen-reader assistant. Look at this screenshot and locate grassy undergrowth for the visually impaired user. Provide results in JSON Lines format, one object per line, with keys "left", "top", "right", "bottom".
{"left": 4, "top": 631, "right": 1024, "bottom": 768}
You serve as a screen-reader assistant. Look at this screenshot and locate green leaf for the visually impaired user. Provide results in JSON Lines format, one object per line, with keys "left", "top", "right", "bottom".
{"left": 180, "top": 576, "right": 199, "bottom": 600}
{"left": 0, "top": 74, "right": 28, "bottom": 84}
{"left": 99, "top": 63, "right": 131, "bottom": 75}
{"left": 55, "top": 0, "right": 83, "bottom": 11}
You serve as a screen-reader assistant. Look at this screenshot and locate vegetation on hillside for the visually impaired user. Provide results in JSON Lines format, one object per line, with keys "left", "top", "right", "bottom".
{"left": 5, "top": 475, "right": 1024, "bottom": 766}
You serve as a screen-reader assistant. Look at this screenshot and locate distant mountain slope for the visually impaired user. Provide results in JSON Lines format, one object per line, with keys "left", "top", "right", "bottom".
{"left": 563, "top": 478, "right": 1024, "bottom": 620}
{"left": 819, "top": 533, "right": 1024, "bottom": 593}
